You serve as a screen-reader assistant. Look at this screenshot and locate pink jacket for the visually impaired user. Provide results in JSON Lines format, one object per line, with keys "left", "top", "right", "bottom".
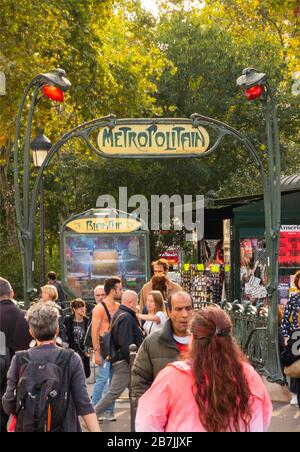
{"left": 135, "top": 360, "right": 272, "bottom": 432}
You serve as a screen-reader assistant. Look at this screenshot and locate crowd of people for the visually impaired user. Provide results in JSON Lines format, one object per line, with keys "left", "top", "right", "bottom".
{"left": 0, "top": 261, "right": 299, "bottom": 433}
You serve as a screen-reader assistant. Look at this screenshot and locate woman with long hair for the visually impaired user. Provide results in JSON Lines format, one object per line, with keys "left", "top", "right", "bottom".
{"left": 151, "top": 274, "right": 168, "bottom": 300}
{"left": 137, "top": 291, "right": 167, "bottom": 336}
{"left": 136, "top": 305, "right": 272, "bottom": 432}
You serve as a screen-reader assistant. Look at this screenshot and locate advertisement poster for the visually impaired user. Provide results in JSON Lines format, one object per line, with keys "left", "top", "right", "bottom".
{"left": 278, "top": 283, "right": 290, "bottom": 308}
{"left": 160, "top": 250, "right": 179, "bottom": 269}
{"left": 64, "top": 234, "right": 147, "bottom": 298}
{"left": 278, "top": 225, "right": 300, "bottom": 266}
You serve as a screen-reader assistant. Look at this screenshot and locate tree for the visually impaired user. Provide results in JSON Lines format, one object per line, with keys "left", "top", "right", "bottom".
{"left": 0, "top": 0, "right": 168, "bottom": 295}
{"left": 1, "top": 0, "right": 298, "bottom": 295}
{"left": 155, "top": 0, "right": 299, "bottom": 198}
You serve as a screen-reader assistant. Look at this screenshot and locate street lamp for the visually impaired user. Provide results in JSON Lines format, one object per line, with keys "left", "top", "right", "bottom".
{"left": 236, "top": 67, "right": 267, "bottom": 95}
{"left": 13, "top": 69, "right": 71, "bottom": 305}
{"left": 31, "top": 129, "right": 52, "bottom": 288}
{"left": 236, "top": 68, "right": 283, "bottom": 382}
{"left": 31, "top": 129, "right": 52, "bottom": 167}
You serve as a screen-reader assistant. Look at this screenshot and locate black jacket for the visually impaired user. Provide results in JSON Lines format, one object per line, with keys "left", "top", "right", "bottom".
{"left": 50, "top": 303, "right": 67, "bottom": 343}
{"left": 131, "top": 319, "right": 180, "bottom": 408}
{"left": 64, "top": 315, "right": 90, "bottom": 378}
{"left": 64, "top": 315, "right": 89, "bottom": 354}
{"left": 0, "top": 300, "right": 32, "bottom": 394}
{"left": 0, "top": 300, "right": 31, "bottom": 354}
{"left": 48, "top": 280, "right": 65, "bottom": 303}
{"left": 111, "top": 305, "right": 144, "bottom": 363}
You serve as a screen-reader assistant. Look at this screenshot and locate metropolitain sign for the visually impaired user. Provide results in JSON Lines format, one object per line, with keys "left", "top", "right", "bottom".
{"left": 97, "top": 122, "right": 209, "bottom": 156}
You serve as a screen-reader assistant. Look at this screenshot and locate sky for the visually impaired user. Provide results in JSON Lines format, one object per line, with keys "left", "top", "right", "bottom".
{"left": 140, "top": 0, "right": 205, "bottom": 17}
{"left": 140, "top": 0, "right": 159, "bottom": 16}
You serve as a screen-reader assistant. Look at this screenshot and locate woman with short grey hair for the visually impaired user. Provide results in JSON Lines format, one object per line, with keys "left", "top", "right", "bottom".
{"left": 26, "top": 302, "right": 59, "bottom": 342}
{"left": 2, "top": 302, "right": 99, "bottom": 432}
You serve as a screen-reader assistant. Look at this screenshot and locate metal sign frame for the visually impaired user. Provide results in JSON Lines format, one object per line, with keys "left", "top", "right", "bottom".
{"left": 13, "top": 71, "right": 282, "bottom": 383}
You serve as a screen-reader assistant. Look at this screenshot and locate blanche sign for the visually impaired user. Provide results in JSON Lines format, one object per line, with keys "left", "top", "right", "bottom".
{"left": 66, "top": 217, "right": 142, "bottom": 234}
{"left": 97, "top": 122, "right": 209, "bottom": 156}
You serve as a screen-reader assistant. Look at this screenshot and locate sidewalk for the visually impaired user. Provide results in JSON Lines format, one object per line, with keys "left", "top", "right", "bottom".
{"left": 86, "top": 368, "right": 131, "bottom": 432}
{"left": 86, "top": 379, "right": 300, "bottom": 432}
{"left": 268, "top": 402, "right": 300, "bottom": 432}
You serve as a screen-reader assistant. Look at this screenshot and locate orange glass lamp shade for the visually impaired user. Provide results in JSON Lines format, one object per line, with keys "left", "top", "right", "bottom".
{"left": 42, "top": 85, "right": 64, "bottom": 102}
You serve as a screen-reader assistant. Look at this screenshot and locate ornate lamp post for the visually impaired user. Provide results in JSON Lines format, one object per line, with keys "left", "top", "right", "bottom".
{"left": 236, "top": 68, "right": 283, "bottom": 382}
{"left": 31, "top": 129, "right": 52, "bottom": 288}
{"left": 13, "top": 69, "right": 71, "bottom": 306}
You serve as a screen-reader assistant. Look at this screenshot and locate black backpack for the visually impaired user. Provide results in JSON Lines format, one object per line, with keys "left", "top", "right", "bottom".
{"left": 0, "top": 331, "right": 11, "bottom": 388}
{"left": 14, "top": 348, "right": 74, "bottom": 432}
{"left": 100, "top": 313, "right": 126, "bottom": 362}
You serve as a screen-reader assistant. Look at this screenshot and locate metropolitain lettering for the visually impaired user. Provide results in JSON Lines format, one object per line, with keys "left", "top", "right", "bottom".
{"left": 101, "top": 124, "right": 207, "bottom": 151}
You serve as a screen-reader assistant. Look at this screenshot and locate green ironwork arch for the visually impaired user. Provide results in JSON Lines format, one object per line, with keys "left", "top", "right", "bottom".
{"left": 16, "top": 111, "right": 283, "bottom": 385}
{"left": 13, "top": 70, "right": 283, "bottom": 384}
{"left": 28, "top": 113, "right": 271, "bottom": 292}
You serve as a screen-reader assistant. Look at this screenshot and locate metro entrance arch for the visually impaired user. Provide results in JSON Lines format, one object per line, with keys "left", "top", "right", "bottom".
{"left": 13, "top": 68, "right": 283, "bottom": 382}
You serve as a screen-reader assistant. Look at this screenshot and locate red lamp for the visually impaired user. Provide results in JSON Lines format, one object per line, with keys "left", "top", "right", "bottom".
{"left": 42, "top": 85, "right": 64, "bottom": 102}
{"left": 244, "top": 84, "right": 265, "bottom": 101}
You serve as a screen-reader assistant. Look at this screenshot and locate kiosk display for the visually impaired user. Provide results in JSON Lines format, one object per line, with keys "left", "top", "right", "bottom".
{"left": 61, "top": 209, "right": 150, "bottom": 299}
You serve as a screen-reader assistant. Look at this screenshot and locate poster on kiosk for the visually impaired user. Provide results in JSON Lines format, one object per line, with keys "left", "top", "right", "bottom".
{"left": 61, "top": 208, "right": 150, "bottom": 300}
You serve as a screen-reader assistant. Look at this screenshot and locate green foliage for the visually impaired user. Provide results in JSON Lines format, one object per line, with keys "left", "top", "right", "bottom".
{"left": 0, "top": 242, "right": 23, "bottom": 298}
{"left": 0, "top": 0, "right": 299, "bottom": 296}
{"left": 0, "top": 0, "right": 168, "bottom": 295}
{"left": 155, "top": 0, "right": 299, "bottom": 197}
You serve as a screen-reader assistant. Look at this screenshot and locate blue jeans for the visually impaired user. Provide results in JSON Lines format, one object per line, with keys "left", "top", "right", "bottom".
{"left": 91, "top": 357, "right": 115, "bottom": 415}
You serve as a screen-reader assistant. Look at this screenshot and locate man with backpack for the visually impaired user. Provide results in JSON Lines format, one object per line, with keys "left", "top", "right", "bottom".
{"left": 0, "top": 277, "right": 32, "bottom": 433}
{"left": 2, "top": 302, "right": 99, "bottom": 432}
{"left": 91, "top": 277, "right": 122, "bottom": 421}
{"left": 94, "top": 290, "right": 144, "bottom": 420}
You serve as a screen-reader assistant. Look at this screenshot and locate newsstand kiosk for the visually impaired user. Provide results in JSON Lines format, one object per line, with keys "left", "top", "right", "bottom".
{"left": 60, "top": 208, "right": 150, "bottom": 300}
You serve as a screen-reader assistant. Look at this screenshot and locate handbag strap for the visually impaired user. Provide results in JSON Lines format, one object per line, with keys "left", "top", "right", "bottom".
{"left": 148, "top": 322, "right": 154, "bottom": 334}
{"left": 101, "top": 301, "right": 111, "bottom": 324}
{"left": 109, "top": 312, "right": 127, "bottom": 333}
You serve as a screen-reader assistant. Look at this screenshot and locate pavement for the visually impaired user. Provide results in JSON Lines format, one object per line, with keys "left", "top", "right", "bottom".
{"left": 86, "top": 367, "right": 300, "bottom": 432}
{"left": 95, "top": 400, "right": 300, "bottom": 433}
{"left": 268, "top": 402, "right": 300, "bottom": 432}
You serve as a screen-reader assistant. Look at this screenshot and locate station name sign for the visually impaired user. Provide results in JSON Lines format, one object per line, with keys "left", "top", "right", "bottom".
{"left": 66, "top": 217, "right": 142, "bottom": 234}
{"left": 97, "top": 122, "right": 209, "bottom": 155}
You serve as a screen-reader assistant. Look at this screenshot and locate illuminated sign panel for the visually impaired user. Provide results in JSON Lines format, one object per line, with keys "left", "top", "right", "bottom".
{"left": 97, "top": 123, "right": 209, "bottom": 155}
{"left": 66, "top": 217, "right": 142, "bottom": 234}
